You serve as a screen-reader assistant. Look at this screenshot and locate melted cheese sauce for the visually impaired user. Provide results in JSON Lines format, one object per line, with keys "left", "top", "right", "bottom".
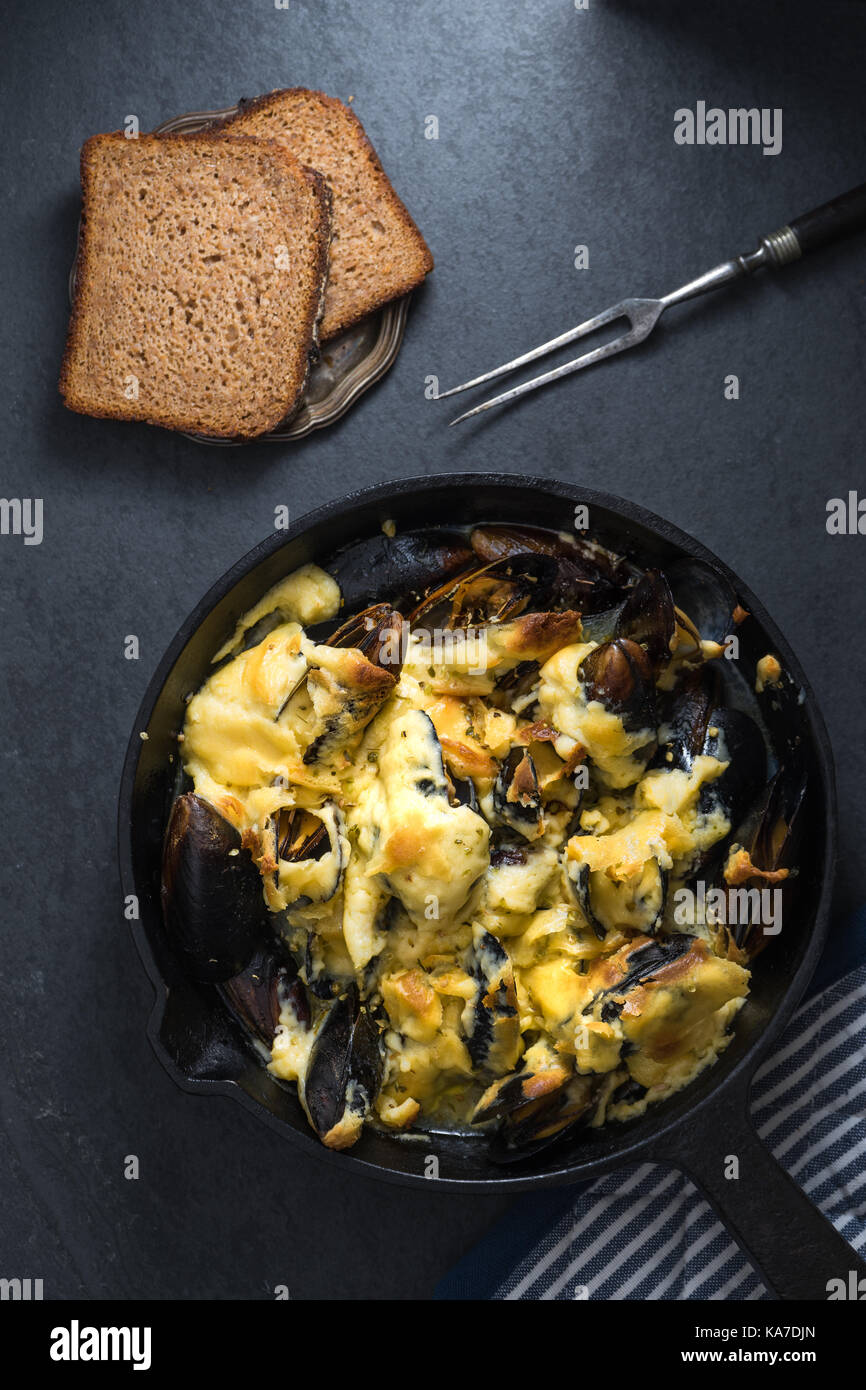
{"left": 179, "top": 560, "right": 754, "bottom": 1140}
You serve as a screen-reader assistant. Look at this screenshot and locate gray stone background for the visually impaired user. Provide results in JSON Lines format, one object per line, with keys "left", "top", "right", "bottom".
{"left": 1, "top": 0, "right": 864, "bottom": 1299}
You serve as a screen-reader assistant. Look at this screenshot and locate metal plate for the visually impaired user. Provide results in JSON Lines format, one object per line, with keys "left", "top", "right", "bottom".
{"left": 67, "top": 103, "right": 411, "bottom": 444}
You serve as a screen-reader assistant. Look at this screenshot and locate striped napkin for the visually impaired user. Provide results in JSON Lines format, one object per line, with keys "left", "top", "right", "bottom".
{"left": 435, "top": 908, "right": 866, "bottom": 1301}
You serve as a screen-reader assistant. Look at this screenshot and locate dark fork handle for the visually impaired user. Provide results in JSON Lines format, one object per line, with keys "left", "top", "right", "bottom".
{"left": 789, "top": 182, "right": 866, "bottom": 254}
{"left": 751, "top": 183, "right": 866, "bottom": 268}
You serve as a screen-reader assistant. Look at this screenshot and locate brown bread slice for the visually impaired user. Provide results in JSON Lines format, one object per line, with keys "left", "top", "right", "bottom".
{"left": 59, "top": 131, "right": 331, "bottom": 438}
{"left": 216, "top": 89, "right": 433, "bottom": 340}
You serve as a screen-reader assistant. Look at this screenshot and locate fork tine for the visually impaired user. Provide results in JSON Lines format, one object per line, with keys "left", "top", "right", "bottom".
{"left": 436, "top": 301, "right": 632, "bottom": 400}
{"left": 448, "top": 320, "right": 648, "bottom": 425}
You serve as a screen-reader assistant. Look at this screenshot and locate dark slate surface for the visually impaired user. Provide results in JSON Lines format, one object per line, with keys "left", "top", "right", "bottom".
{"left": 1, "top": 0, "right": 864, "bottom": 1300}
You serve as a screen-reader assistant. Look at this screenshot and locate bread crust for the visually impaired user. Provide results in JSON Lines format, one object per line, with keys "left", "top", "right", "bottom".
{"left": 59, "top": 131, "right": 332, "bottom": 438}
{"left": 215, "top": 88, "right": 434, "bottom": 340}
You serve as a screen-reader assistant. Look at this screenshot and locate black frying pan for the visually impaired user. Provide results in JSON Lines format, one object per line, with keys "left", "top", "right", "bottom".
{"left": 118, "top": 474, "right": 864, "bottom": 1300}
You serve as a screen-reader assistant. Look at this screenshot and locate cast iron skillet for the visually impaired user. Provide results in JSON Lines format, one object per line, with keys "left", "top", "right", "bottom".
{"left": 119, "top": 473, "right": 864, "bottom": 1301}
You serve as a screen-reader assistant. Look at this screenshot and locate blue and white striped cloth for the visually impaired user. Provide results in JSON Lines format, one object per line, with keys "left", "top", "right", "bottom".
{"left": 436, "top": 910, "right": 866, "bottom": 1300}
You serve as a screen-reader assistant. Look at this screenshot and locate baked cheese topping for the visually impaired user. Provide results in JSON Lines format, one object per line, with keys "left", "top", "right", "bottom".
{"left": 179, "top": 557, "right": 756, "bottom": 1140}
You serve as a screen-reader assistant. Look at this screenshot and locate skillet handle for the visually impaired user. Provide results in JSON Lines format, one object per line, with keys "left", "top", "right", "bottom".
{"left": 656, "top": 1097, "right": 866, "bottom": 1300}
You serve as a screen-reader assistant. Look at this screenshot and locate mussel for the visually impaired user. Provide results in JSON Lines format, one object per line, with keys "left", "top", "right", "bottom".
{"left": 472, "top": 1070, "right": 544, "bottom": 1125}
{"left": 493, "top": 747, "right": 544, "bottom": 841}
{"left": 322, "top": 528, "right": 474, "bottom": 621}
{"left": 162, "top": 792, "right": 315, "bottom": 1050}
{"left": 697, "top": 706, "right": 768, "bottom": 847}
{"left": 653, "top": 665, "right": 720, "bottom": 772}
{"left": 608, "top": 1076, "right": 648, "bottom": 1108}
{"left": 161, "top": 793, "right": 266, "bottom": 982}
{"left": 608, "top": 928, "right": 696, "bottom": 985}
{"left": 471, "top": 1044, "right": 571, "bottom": 1125}
{"left": 664, "top": 555, "right": 740, "bottom": 648}
{"left": 716, "top": 760, "right": 807, "bottom": 957}
{"left": 486, "top": 609, "right": 584, "bottom": 666}
{"left": 489, "top": 658, "right": 540, "bottom": 711}
{"left": 408, "top": 553, "right": 561, "bottom": 630}
{"left": 589, "top": 932, "right": 698, "bottom": 1023}
{"left": 580, "top": 638, "right": 656, "bottom": 732}
{"left": 279, "top": 603, "right": 406, "bottom": 765}
{"left": 265, "top": 800, "right": 345, "bottom": 910}
{"left": 220, "top": 941, "right": 310, "bottom": 1048}
{"left": 300, "top": 983, "right": 384, "bottom": 1149}
{"left": 488, "top": 1074, "right": 603, "bottom": 1165}
{"left": 448, "top": 770, "right": 481, "bottom": 815}
{"left": 469, "top": 525, "right": 628, "bottom": 613}
{"left": 324, "top": 602, "right": 405, "bottom": 666}
{"left": 615, "top": 569, "right": 676, "bottom": 670}
{"left": 486, "top": 937, "right": 706, "bottom": 1161}
{"left": 568, "top": 857, "right": 667, "bottom": 940}
{"left": 462, "top": 928, "right": 520, "bottom": 1072}
{"left": 651, "top": 688, "right": 770, "bottom": 884}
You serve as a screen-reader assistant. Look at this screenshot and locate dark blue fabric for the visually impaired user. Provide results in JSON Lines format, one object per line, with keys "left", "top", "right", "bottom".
{"left": 434, "top": 905, "right": 866, "bottom": 1300}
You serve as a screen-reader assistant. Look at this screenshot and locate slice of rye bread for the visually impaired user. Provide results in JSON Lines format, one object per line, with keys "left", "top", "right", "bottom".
{"left": 59, "top": 131, "right": 331, "bottom": 438}
{"left": 214, "top": 89, "right": 433, "bottom": 341}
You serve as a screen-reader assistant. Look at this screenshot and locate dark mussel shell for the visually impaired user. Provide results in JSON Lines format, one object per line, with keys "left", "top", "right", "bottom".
{"left": 615, "top": 569, "right": 676, "bottom": 671}
{"left": 409, "top": 709, "right": 451, "bottom": 798}
{"left": 489, "top": 1074, "right": 603, "bottom": 1165}
{"left": 319, "top": 528, "right": 474, "bottom": 624}
{"left": 493, "top": 747, "right": 543, "bottom": 840}
{"left": 274, "top": 603, "right": 405, "bottom": 728}
{"left": 469, "top": 524, "right": 584, "bottom": 564}
{"left": 286, "top": 605, "right": 406, "bottom": 766}
{"left": 220, "top": 942, "right": 311, "bottom": 1048}
{"left": 161, "top": 793, "right": 267, "bottom": 983}
{"left": 664, "top": 556, "right": 740, "bottom": 648}
{"left": 448, "top": 771, "right": 482, "bottom": 815}
{"left": 577, "top": 567, "right": 674, "bottom": 648}
{"left": 472, "top": 1070, "right": 541, "bottom": 1125}
{"left": 382, "top": 530, "right": 475, "bottom": 614}
{"left": 568, "top": 862, "right": 607, "bottom": 940}
{"left": 324, "top": 602, "right": 405, "bottom": 668}
{"left": 653, "top": 701, "right": 768, "bottom": 886}
{"left": 580, "top": 637, "right": 656, "bottom": 732}
{"left": 594, "top": 933, "right": 697, "bottom": 1022}
{"left": 408, "top": 553, "right": 560, "bottom": 630}
{"left": 475, "top": 528, "right": 631, "bottom": 617}
{"left": 748, "top": 761, "right": 807, "bottom": 876}
{"left": 469, "top": 525, "right": 629, "bottom": 609}
{"left": 464, "top": 930, "right": 520, "bottom": 1071}
{"left": 336, "top": 602, "right": 407, "bottom": 682}
{"left": 267, "top": 802, "right": 345, "bottom": 908}
{"left": 579, "top": 604, "right": 625, "bottom": 646}
{"left": 472, "top": 1059, "right": 573, "bottom": 1125}
{"left": 273, "top": 805, "right": 330, "bottom": 864}
{"left": 698, "top": 706, "right": 768, "bottom": 835}
{"left": 302, "top": 983, "right": 384, "bottom": 1149}
{"left": 489, "top": 658, "right": 540, "bottom": 711}
{"left": 724, "top": 761, "right": 808, "bottom": 953}
{"left": 653, "top": 665, "right": 720, "bottom": 772}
